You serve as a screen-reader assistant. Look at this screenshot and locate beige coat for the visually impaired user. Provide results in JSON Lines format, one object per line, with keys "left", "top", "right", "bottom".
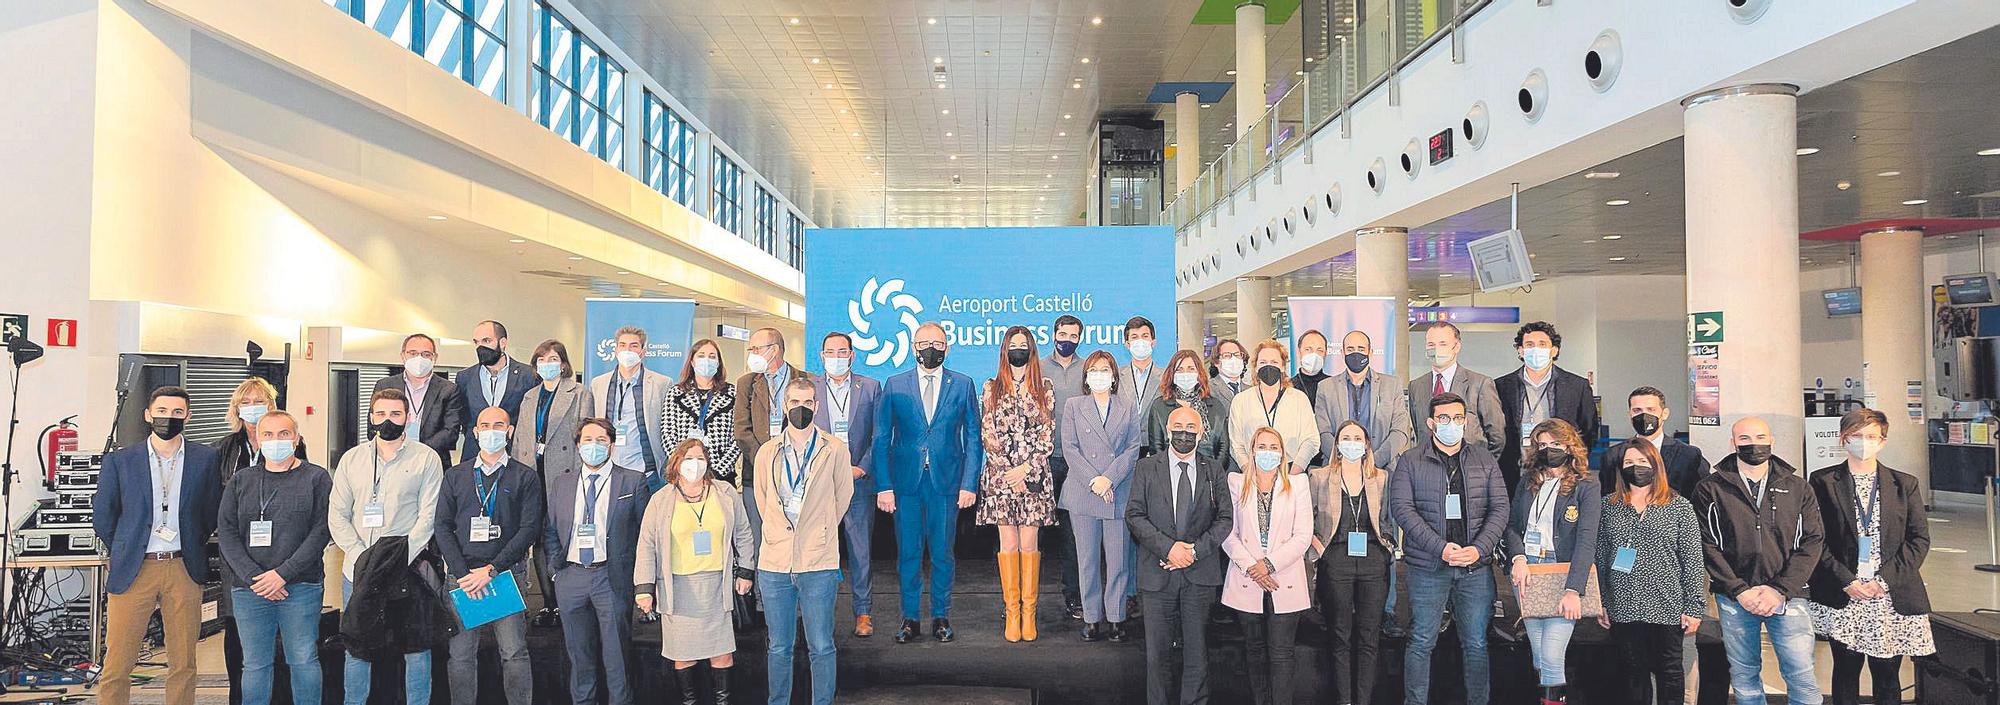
{"left": 633, "top": 481, "right": 754, "bottom": 616}
{"left": 751, "top": 429, "right": 854, "bottom": 574}
{"left": 1307, "top": 463, "right": 1399, "bottom": 562}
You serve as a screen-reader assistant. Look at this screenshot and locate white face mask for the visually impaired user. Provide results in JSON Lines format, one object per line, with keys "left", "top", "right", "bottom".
{"left": 679, "top": 458, "right": 708, "bottom": 483}
{"left": 1337, "top": 440, "right": 1367, "bottom": 462}
{"left": 404, "top": 355, "right": 435, "bottom": 378}
{"left": 823, "top": 356, "right": 851, "bottom": 377}
{"left": 745, "top": 352, "right": 771, "bottom": 375}
{"left": 1522, "top": 347, "right": 1553, "bottom": 371}
{"left": 1254, "top": 450, "right": 1283, "bottom": 471}
{"left": 1127, "top": 339, "right": 1154, "bottom": 360}
{"left": 1173, "top": 372, "right": 1199, "bottom": 392}
{"left": 1086, "top": 370, "right": 1114, "bottom": 393}
{"left": 1845, "top": 438, "right": 1883, "bottom": 461}
{"left": 1219, "top": 357, "right": 1246, "bottom": 379}
{"left": 615, "top": 349, "right": 642, "bottom": 369}
{"left": 692, "top": 357, "right": 719, "bottom": 379}
{"left": 1298, "top": 352, "right": 1325, "bottom": 375}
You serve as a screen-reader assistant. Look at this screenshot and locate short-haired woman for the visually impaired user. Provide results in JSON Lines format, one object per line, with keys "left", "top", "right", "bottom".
{"left": 635, "top": 438, "right": 756, "bottom": 705}
{"left": 1227, "top": 340, "right": 1320, "bottom": 474}
{"left": 1224, "top": 427, "right": 1315, "bottom": 705}
{"left": 1595, "top": 437, "right": 1706, "bottom": 705}
{"left": 660, "top": 339, "right": 741, "bottom": 489}
{"left": 1808, "top": 408, "right": 1933, "bottom": 705}
{"left": 1504, "top": 419, "right": 1602, "bottom": 704}
{"left": 1059, "top": 350, "right": 1142, "bottom": 642}
{"left": 514, "top": 340, "right": 596, "bottom": 624}
{"left": 976, "top": 326, "right": 1058, "bottom": 642}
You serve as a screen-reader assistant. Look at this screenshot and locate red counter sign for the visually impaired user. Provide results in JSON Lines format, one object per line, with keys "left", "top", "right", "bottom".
{"left": 47, "top": 319, "right": 78, "bottom": 347}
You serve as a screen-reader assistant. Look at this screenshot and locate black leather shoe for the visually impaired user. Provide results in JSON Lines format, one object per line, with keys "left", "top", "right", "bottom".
{"left": 893, "top": 619, "right": 920, "bottom": 644}
{"left": 932, "top": 618, "right": 954, "bottom": 642}
{"left": 549, "top": 608, "right": 562, "bottom": 628}
{"left": 1064, "top": 594, "right": 1084, "bottom": 621}
{"left": 1125, "top": 596, "right": 1143, "bottom": 620}
{"left": 1381, "top": 616, "right": 1406, "bottom": 639}
{"left": 1080, "top": 621, "right": 1103, "bottom": 642}
{"left": 530, "top": 608, "right": 553, "bottom": 627}
{"left": 1107, "top": 621, "right": 1129, "bottom": 643}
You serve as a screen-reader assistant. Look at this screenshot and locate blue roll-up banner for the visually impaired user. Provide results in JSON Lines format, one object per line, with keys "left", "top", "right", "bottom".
{"left": 1284, "top": 296, "right": 1401, "bottom": 378}
{"left": 582, "top": 298, "right": 696, "bottom": 382}
{"left": 804, "top": 226, "right": 1178, "bottom": 379}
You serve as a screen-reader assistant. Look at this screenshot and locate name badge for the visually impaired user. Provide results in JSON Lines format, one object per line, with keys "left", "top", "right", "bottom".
{"left": 249, "top": 520, "right": 274, "bottom": 548}
{"left": 1857, "top": 534, "right": 1874, "bottom": 561}
{"left": 688, "top": 430, "right": 707, "bottom": 445}
{"left": 1612, "top": 546, "right": 1638, "bottom": 573}
{"left": 470, "top": 516, "right": 493, "bottom": 543}
{"left": 769, "top": 420, "right": 783, "bottom": 438}
{"left": 615, "top": 421, "right": 635, "bottom": 447}
{"left": 1524, "top": 529, "right": 1547, "bottom": 557}
{"left": 154, "top": 525, "right": 178, "bottom": 542}
{"left": 362, "top": 501, "right": 386, "bottom": 528}
{"left": 832, "top": 419, "right": 849, "bottom": 443}
{"left": 536, "top": 442, "right": 547, "bottom": 455}
{"left": 1857, "top": 535, "right": 1878, "bottom": 579}
{"left": 1347, "top": 531, "right": 1368, "bottom": 557}
{"left": 1444, "top": 493, "right": 1463, "bottom": 520}
{"left": 576, "top": 523, "right": 598, "bottom": 551}
{"left": 1520, "top": 422, "right": 1535, "bottom": 444}
{"left": 692, "top": 530, "right": 714, "bottom": 556}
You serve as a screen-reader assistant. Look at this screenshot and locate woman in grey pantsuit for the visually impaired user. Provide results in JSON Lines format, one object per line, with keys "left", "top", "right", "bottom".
{"left": 512, "top": 340, "right": 595, "bottom": 625}
{"left": 1059, "top": 351, "right": 1142, "bottom": 643}
{"left": 634, "top": 439, "right": 755, "bottom": 705}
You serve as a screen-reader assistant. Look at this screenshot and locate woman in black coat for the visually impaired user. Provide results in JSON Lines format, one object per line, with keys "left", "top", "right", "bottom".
{"left": 1806, "top": 408, "right": 1933, "bottom": 705}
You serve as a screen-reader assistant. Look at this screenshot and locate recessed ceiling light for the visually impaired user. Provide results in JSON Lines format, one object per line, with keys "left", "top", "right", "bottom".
{"left": 1583, "top": 171, "right": 1620, "bottom": 179}
{"left": 1224, "top": 70, "right": 1237, "bottom": 76}
{"left": 1080, "top": 57, "right": 1092, "bottom": 64}
{"left": 1903, "top": 199, "right": 1929, "bottom": 205}
{"left": 1295, "top": 70, "right": 1305, "bottom": 76}
{"left": 1602, "top": 234, "right": 1623, "bottom": 240}
{"left": 567, "top": 255, "right": 583, "bottom": 261}
{"left": 945, "top": 131, "right": 954, "bottom": 137}
{"left": 658, "top": 281, "right": 671, "bottom": 286}
{"left": 616, "top": 270, "right": 631, "bottom": 275}
{"left": 1057, "top": 131, "right": 1067, "bottom": 137}
{"left": 809, "top": 57, "right": 820, "bottom": 64}
{"left": 926, "top": 17, "right": 936, "bottom": 25}
{"left": 1836, "top": 180, "right": 1851, "bottom": 190}
{"left": 788, "top": 17, "right": 800, "bottom": 25}
{"left": 850, "top": 131, "right": 859, "bottom": 137}
{"left": 1877, "top": 170, "right": 1901, "bottom": 177}
{"left": 948, "top": 155, "right": 957, "bottom": 160}
{"left": 1795, "top": 147, "right": 1820, "bottom": 156}
{"left": 1200, "top": 103, "right": 1212, "bottom": 109}
{"left": 940, "top": 108, "right": 950, "bottom": 115}
{"left": 824, "top": 83, "right": 836, "bottom": 90}
{"left": 863, "top": 155, "right": 873, "bottom": 160}
{"left": 932, "top": 56, "right": 944, "bottom": 64}
{"left": 1045, "top": 174, "right": 1053, "bottom": 178}
{"left": 1050, "top": 155, "right": 1059, "bottom": 160}
{"left": 426, "top": 214, "right": 447, "bottom": 220}
{"left": 1608, "top": 256, "right": 1628, "bottom": 262}
{"left": 1305, "top": 57, "right": 1314, "bottom": 63}
{"left": 508, "top": 238, "right": 526, "bottom": 243}
{"left": 1440, "top": 273, "right": 1455, "bottom": 278}
{"left": 1980, "top": 148, "right": 2000, "bottom": 156}
{"left": 1605, "top": 199, "right": 1631, "bottom": 206}
{"left": 837, "top": 107, "right": 847, "bottom": 114}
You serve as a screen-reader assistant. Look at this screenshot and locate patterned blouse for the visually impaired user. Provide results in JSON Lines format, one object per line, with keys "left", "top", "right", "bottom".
{"left": 1595, "top": 494, "right": 1708, "bottom": 626}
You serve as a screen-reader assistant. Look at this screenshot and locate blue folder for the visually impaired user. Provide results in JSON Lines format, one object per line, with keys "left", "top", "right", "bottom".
{"left": 449, "top": 569, "right": 527, "bottom": 630}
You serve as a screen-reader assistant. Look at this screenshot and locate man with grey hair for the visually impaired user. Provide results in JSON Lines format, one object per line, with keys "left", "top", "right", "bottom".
{"left": 873, "top": 321, "right": 984, "bottom": 643}
{"left": 736, "top": 327, "right": 812, "bottom": 564}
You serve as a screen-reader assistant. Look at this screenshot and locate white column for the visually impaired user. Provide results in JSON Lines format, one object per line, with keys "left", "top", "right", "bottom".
{"left": 1859, "top": 227, "right": 1930, "bottom": 488}
{"left": 1234, "top": 2, "right": 1266, "bottom": 140}
{"left": 1177, "top": 301, "right": 1206, "bottom": 354}
{"left": 1683, "top": 84, "right": 1803, "bottom": 466}
{"left": 1237, "top": 276, "right": 1273, "bottom": 345}
{"left": 693, "top": 131, "right": 714, "bottom": 218}
{"left": 622, "top": 74, "right": 645, "bottom": 179}
{"left": 1175, "top": 91, "right": 1201, "bottom": 195}
{"left": 505, "top": 0, "right": 532, "bottom": 116}
{"left": 1356, "top": 227, "right": 1410, "bottom": 379}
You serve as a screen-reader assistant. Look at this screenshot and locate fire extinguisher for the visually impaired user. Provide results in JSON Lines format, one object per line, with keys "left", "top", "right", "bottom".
{"left": 40, "top": 415, "right": 78, "bottom": 485}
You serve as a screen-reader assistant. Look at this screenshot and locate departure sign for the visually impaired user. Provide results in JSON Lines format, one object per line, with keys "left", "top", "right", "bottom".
{"left": 1428, "top": 129, "right": 1454, "bottom": 165}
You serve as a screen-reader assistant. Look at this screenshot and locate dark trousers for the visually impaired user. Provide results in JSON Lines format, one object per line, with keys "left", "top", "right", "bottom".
{"left": 1612, "top": 621, "right": 1685, "bottom": 705}
{"left": 1141, "top": 577, "right": 1216, "bottom": 705}
{"left": 1321, "top": 559, "right": 1388, "bottom": 705}
{"left": 1237, "top": 593, "right": 1301, "bottom": 705}
{"left": 530, "top": 547, "right": 559, "bottom": 612}
{"left": 226, "top": 616, "right": 244, "bottom": 705}
{"left": 1047, "top": 456, "right": 1082, "bottom": 602}
{"left": 1830, "top": 639, "right": 1905, "bottom": 705}
{"left": 555, "top": 564, "right": 635, "bottom": 705}
{"left": 842, "top": 484, "right": 877, "bottom": 617}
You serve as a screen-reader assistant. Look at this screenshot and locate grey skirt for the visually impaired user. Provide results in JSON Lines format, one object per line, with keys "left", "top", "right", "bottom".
{"left": 659, "top": 571, "right": 735, "bottom": 661}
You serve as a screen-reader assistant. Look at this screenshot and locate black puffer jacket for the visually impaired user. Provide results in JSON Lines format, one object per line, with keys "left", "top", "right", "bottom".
{"left": 340, "top": 536, "right": 458, "bottom": 662}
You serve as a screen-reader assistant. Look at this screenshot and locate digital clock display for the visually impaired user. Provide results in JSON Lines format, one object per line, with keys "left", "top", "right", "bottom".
{"left": 1428, "top": 129, "right": 1454, "bottom": 165}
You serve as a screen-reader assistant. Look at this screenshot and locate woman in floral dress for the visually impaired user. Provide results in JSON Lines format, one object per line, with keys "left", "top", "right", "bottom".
{"left": 977, "top": 325, "right": 1057, "bottom": 642}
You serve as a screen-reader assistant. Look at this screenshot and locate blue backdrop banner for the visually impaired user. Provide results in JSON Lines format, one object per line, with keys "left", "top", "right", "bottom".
{"left": 1284, "top": 296, "right": 1401, "bottom": 378}
{"left": 804, "top": 226, "right": 1179, "bottom": 379}
{"left": 582, "top": 298, "right": 695, "bottom": 382}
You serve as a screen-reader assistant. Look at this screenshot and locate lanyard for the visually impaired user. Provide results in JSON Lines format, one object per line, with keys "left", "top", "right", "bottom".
{"left": 535, "top": 389, "right": 555, "bottom": 442}
{"left": 406, "top": 382, "right": 427, "bottom": 423}
{"left": 1339, "top": 470, "right": 1367, "bottom": 531}
{"left": 694, "top": 389, "right": 717, "bottom": 428}
{"left": 579, "top": 472, "right": 606, "bottom": 519}
{"left": 827, "top": 382, "right": 850, "bottom": 421}
{"left": 150, "top": 446, "right": 180, "bottom": 524}
{"left": 475, "top": 467, "right": 502, "bottom": 517}
{"left": 783, "top": 433, "right": 819, "bottom": 499}
{"left": 1132, "top": 366, "right": 1151, "bottom": 397}
{"left": 1262, "top": 388, "right": 1282, "bottom": 428}
{"left": 679, "top": 483, "right": 710, "bottom": 524}
{"left": 1528, "top": 479, "right": 1561, "bottom": 527}
{"left": 1743, "top": 472, "right": 1769, "bottom": 511}
{"left": 370, "top": 443, "right": 396, "bottom": 501}
{"left": 255, "top": 460, "right": 295, "bottom": 520}
{"left": 1856, "top": 474, "right": 1880, "bottom": 536}
{"left": 608, "top": 373, "right": 637, "bottom": 421}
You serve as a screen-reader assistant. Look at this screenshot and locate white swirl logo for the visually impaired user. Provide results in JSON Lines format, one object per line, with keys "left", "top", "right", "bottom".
{"left": 849, "top": 277, "right": 924, "bottom": 367}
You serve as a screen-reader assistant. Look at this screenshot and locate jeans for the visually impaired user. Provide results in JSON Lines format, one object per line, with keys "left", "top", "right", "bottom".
{"left": 842, "top": 486, "right": 876, "bottom": 616}
{"left": 1715, "top": 593, "right": 1822, "bottom": 705}
{"left": 1073, "top": 515, "right": 1131, "bottom": 622}
{"left": 1237, "top": 593, "right": 1301, "bottom": 705}
{"left": 760, "top": 569, "right": 840, "bottom": 705}
{"left": 1404, "top": 565, "right": 1494, "bottom": 705}
{"left": 1830, "top": 639, "right": 1905, "bottom": 705}
{"left": 1612, "top": 620, "right": 1685, "bottom": 704}
{"left": 1320, "top": 559, "right": 1388, "bottom": 705}
{"left": 1522, "top": 617, "right": 1575, "bottom": 686}
{"left": 446, "top": 611, "right": 530, "bottom": 705}
{"left": 232, "top": 583, "right": 324, "bottom": 705}
{"left": 343, "top": 579, "right": 432, "bottom": 705}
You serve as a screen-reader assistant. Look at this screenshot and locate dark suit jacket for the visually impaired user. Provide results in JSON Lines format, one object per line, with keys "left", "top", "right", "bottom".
{"left": 93, "top": 440, "right": 222, "bottom": 594}
{"left": 734, "top": 365, "right": 814, "bottom": 484}
{"left": 1600, "top": 435, "right": 1709, "bottom": 498}
{"left": 1495, "top": 365, "right": 1599, "bottom": 485}
{"left": 373, "top": 372, "right": 465, "bottom": 466}
{"left": 1808, "top": 463, "right": 1930, "bottom": 615}
{"left": 541, "top": 464, "right": 650, "bottom": 601}
{"left": 455, "top": 359, "right": 539, "bottom": 461}
{"left": 871, "top": 368, "right": 984, "bottom": 497}
{"left": 813, "top": 373, "right": 881, "bottom": 477}
{"left": 1126, "top": 451, "right": 1234, "bottom": 590}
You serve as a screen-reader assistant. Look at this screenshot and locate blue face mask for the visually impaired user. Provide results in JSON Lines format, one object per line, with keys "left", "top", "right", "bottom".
{"left": 1434, "top": 420, "right": 1466, "bottom": 447}
{"left": 536, "top": 361, "right": 562, "bottom": 381}
{"left": 1522, "top": 347, "right": 1553, "bottom": 371}
{"left": 238, "top": 404, "right": 268, "bottom": 428}
{"left": 578, "top": 442, "right": 610, "bottom": 467}
{"left": 477, "top": 429, "right": 510, "bottom": 454}
{"left": 259, "top": 439, "right": 296, "bottom": 464}
{"left": 692, "top": 357, "right": 720, "bottom": 379}
{"left": 1254, "top": 450, "right": 1283, "bottom": 471}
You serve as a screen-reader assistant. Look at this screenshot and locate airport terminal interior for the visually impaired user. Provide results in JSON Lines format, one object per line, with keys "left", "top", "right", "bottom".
{"left": 7, "top": 0, "right": 2000, "bottom": 703}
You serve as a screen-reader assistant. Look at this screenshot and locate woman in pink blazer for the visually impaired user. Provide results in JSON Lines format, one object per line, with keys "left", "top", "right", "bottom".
{"left": 1223, "top": 426, "right": 1316, "bottom": 705}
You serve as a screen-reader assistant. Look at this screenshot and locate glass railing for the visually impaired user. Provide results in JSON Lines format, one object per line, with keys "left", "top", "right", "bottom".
{"left": 1163, "top": 0, "right": 1489, "bottom": 232}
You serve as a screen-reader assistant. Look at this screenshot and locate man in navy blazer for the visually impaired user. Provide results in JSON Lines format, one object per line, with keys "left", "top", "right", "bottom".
{"left": 94, "top": 386, "right": 223, "bottom": 705}
{"left": 541, "top": 418, "right": 649, "bottom": 705}
{"left": 815, "top": 332, "right": 886, "bottom": 636}
{"left": 457, "top": 320, "right": 540, "bottom": 461}
{"left": 1598, "top": 386, "right": 1711, "bottom": 497}
{"left": 1495, "top": 322, "right": 1599, "bottom": 489}
{"left": 871, "top": 322, "right": 983, "bottom": 644}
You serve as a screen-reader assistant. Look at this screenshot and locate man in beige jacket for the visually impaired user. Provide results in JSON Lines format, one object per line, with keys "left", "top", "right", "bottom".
{"left": 753, "top": 377, "right": 854, "bottom": 705}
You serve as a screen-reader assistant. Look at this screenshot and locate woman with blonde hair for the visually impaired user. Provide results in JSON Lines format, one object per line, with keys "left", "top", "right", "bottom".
{"left": 1309, "top": 420, "right": 1395, "bottom": 705}
{"left": 1227, "top": 340, "right": 1319, "bottom": 474}
{"left": 210, "top": 375, "right": 304, "bottom": 701}
{"left": 1504, "top": 418, "right": 1601, "bottom": 704}
{"left": 1223, "top": 427, "right": 1315, "bottom": 705}
{"left": 635, "top": 438, "right": 756, "bottom": 705}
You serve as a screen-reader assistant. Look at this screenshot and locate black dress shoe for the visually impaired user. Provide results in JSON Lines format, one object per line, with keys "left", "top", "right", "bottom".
{"left": 1080, "top": 621, "right": 1103, "bottom": 642}
{"left": 932, "top": 618, "right": 954, "bottom": 642}
{"left": 1381, "top": 618, "right": 1407, "bottom": 639}
{"left": 893, "top": 619, "right": 920, "bottom": 644}
{"left": 530, "top": 608, "right": 553, "bottom": 627}
{"left": 1107, "top": 621, "right": 1129, "bottom": 643}
{"left": 549, "top": 608, "right": 562, "bottom": 627}
{"left": 1064, "top": 594, "right": 1084, "bottom": 621}
{"left": 1125, "top": 596, "right": 1142, "bottom": 619}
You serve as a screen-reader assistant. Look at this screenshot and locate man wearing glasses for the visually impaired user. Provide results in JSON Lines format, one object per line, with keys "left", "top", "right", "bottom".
{"left": 1388, "top": 392, "right": 1511, "bottom": 705}
{"left": 736, "top": 327, "right": 812, "bottom": 557}
{"left": 373, "top": 333, "right": 466, "bottom": 464}
{"left": 872, "top": 322, "right": 984, "bottom": 644}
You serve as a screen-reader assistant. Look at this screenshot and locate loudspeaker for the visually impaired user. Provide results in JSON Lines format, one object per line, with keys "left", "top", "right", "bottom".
{"left": 1921, "top": 611, "right": 2000, "bottom": 704}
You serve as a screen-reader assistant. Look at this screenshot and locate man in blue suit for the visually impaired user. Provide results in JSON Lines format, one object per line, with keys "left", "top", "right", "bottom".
{"left": 457, "top": 320, "right": 538, "bottom": 461}
{"left": 95, "top": 385, "right": 223, "bottom": 705}
{"left": 872, "top": 321, "right": 982, "bottom": 643}
{"left": 815, "top": 331, "right": 884, "bottom": 637}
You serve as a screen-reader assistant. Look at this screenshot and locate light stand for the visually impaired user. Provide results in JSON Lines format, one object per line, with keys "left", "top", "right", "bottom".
{"left": 0, "top": 337, "right": 61, "bottom": 696}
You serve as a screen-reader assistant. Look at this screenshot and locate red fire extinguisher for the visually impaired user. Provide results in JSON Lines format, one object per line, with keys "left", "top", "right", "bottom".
{"left": 41, "top": 415, "right": 78, "bottom": 484}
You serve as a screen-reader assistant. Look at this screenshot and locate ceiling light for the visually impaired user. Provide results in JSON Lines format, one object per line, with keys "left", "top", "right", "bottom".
{"left": 1440, "top": 273, "right": 1455, "bottom": 278}
{"left": 1608, "top": 256, "right": 1628, "bottom": 262}
{"left": 1090, "top": 16, "right": 1103, "bottom": 25}
{"left": 1605, "top": 199, "right": 1631, "bottom": 206}
{"left": 788, "top": 17, "right": 800, "bottom": 25}
{"left": 507, "top": 238, "right": 526, "bottom": 243}
{"left": 567, "top": 255, "right": 583, "bottom": 261}
{"left": 945, "top": 131, "right": 954, "bottom": 137}
{"left": 1408, "top": 256, "right": 1422, "bottom": 262}
{"left": 1080, "top": 57, "right": 1092, "bottom": 64}
{"left": 850, "top": 131, "right": 859, "bottom": 137}
{"left": 824, "top": 83, "right": 836, "bottom": 90}
{"left": 1979, "top": 148, "right": 2000, "bottom": 156}
{"left": 1225, "top": 70, "right": 1237, "bottom": 76}
{"left": 949, "top": 155, "right": 957, "bottom": 160}
{"left": 1062, "top": 114, "right": 1073, "bottom": 120}
{"left": 1877, "top": 170, "right": 1901, "bottom": 177}
{"left": 615, "top": 270, "right": 631, "bottom": 275}
{"left": 1295, "top": 70, "right": 1305, "bottom": 76}
{"left": 1602, "top": 234, "right": 1623, "bottom": 240}
{"left": 426, "top": 214, "right": 447, "bottom": 220}
{"left": 1305, "top": 57, "right": 1314, "bottom": 63}
{"left": 1057, "top": 131, "right": 1067, "bottom": 137}
{"left": 1071, "top": 83, "right": 1082, "bottom": 89}
{"left": 1583, "top": 171, "right": 1620, "bottom": 179}
{"left": 1200, "top": 103, "right": 1212, "bottom": 108}
{"left": 658, "top": 281, "right": 671, "bottom": 286}
{"left": 926, "top": 17, "right": 936, "bottom": 25}
{"left": 933, "top": 56, "right": 944, "bottom": 64}
{"left": 1344, "top": 17, "right": 1354, "bottom": 23}
{"left": 836, "top": 107, "right": 847, "bottom": 114}
{"left": 1902, "top": 199, "right": 1929, "bottom": 205}
{"left": 1050, "top": 155, "right": 1059, "bottom": 160}
{"left": 1045, "top": 174, "right": 1053, "bottom": 178}
{"left": 809, "top": 57, "right": 820, "bottom": 64}
{"left": 1795, "top": 147, "right": 1820, "bottom": 156}
{"left": 1836, "top": 180, "right": 1851, "bottom": 190}
{"left": 940, "top": 108, "right": 950, "bottom": 115}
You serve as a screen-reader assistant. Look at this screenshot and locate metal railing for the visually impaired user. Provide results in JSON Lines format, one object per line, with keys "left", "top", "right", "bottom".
{"left": 1163, "top": 0, "right": 1493, "bottom": 233}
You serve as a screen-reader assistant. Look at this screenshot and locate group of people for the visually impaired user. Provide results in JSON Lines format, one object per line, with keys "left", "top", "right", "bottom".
{"left": 88, "top": 315, "right": 1936, "bottom": 705}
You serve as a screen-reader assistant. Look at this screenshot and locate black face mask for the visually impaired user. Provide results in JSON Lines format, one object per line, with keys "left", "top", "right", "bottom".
{"left": 1053, "top": 340, "right": 1078, "bottom": 358}
{"left": 1735, "top": 444, "right": 1773, "bottom": 466}
{"left": 476, "top": 345, "right": 504, "bottom": 367}
{"left": 1535, "top": 446, "right": 1572, "bottom": 469}
{"left": 371, "top": 420, "right": 407, "bottom": 442}
{"left": 1344, "top": 352, "right": 1370, "bottom": 374}
{"left": 1620, "top": 463, "right": 1656, "bottom": 488}
{"left": 1256, "top": 364, "right": 1284, "bottom": 386}
{"left": 1170, "top": 431, "right": 1199, "bottom": 455}
{"left": 787, "top": 406, "right": 815, "bottom": 430}
{"left": 1006, "top": 348, "right": 1031, "bottom": 367}
{"left": 150, "top": 416, "right": 186, "bottom": 441}
{"left": 1630, "top": 412, "right": 1661, "bottom": 437}
{"left": 917, "top": 347, "right": 946, "bottom": 370}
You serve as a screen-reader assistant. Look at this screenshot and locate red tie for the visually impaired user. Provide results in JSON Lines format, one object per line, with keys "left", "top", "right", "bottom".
{"left": 1433, "top": 373, "right": 1445, "bottom": 397}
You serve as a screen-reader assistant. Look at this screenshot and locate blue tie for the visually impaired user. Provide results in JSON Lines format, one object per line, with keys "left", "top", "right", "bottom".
{"left": 580, "top": 475, "right": 600, "bottom": 565}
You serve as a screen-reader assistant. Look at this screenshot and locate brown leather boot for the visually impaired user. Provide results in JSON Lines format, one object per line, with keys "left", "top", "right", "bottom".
{"left": 998, "top": 551, "right": 1022, "bottom": 642}
{"left": 1019, "top": 551, "right": 1042, "bottom": 641}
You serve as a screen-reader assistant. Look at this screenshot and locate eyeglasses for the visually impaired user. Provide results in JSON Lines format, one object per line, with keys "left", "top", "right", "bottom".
{"left": 748, "top": 343, "right": 778, "bottom": 353}
{"left": 914, "top": 341, "right": 946, "bottom": 351}
{"left": 1431, "top": 414, "right": 1468, "bottom": 423}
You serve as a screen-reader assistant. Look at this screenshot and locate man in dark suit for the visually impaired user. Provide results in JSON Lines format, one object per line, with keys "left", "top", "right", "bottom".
{"left": 542, "top": 418, "right": 649, "bottom": 705}
{"left": 457, "top": 320, "right": 538, "bottom": 461}
{"left": 373, "top": 332, "right": 466, "bottom": 465}
{"left": 1494, "top": 321, "right": 1599, "bottom": 488}
{"left": 814, "top": 332, "right": 884, "bottom": 636}
{"left": 1407, "top": 322, "right": 1508, "bottom": 455}
{"left": 94, "top": 386, "right": 223, "bottom": 705}
{"left": 872, "top": 321, "right": 984, "bottom": 644}
{"left": 1315, "top": 330, "right": 1415, "bottom": 470}
{"left": 1599, "top": 386, "right": 1710, "bottom": 497}
{"left": 1126, "top": 405, "right": 1234, "bottom": 705}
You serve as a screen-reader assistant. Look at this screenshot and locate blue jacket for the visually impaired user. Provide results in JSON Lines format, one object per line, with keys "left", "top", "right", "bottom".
{"left": 1503, "top": 473, "right": 1603, "bottom": 595}
{"left": 93, "top": 440, "right": 223, "bottom": 594}
{"left": 542, "top": 464, "right": 649, "bottom": 601}
{"left": 871, "top": 367, "right": 984, "bottom": 497}
{"left": 814, "top": 373, "right": 882, "bottom": 477}
{"left": 1389, "top": 441, "right": 1510, "bottom": 572}
{"left": 456, "top": 359, "right": 540, "bottom": 461}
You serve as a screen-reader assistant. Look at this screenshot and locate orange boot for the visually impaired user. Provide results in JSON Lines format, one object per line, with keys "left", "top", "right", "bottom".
{"left": 998, "top": 551, "right": 1022, "bottom": 642}
{"left": 1019, "top": 551, "right": 1042, "bottom": 641}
